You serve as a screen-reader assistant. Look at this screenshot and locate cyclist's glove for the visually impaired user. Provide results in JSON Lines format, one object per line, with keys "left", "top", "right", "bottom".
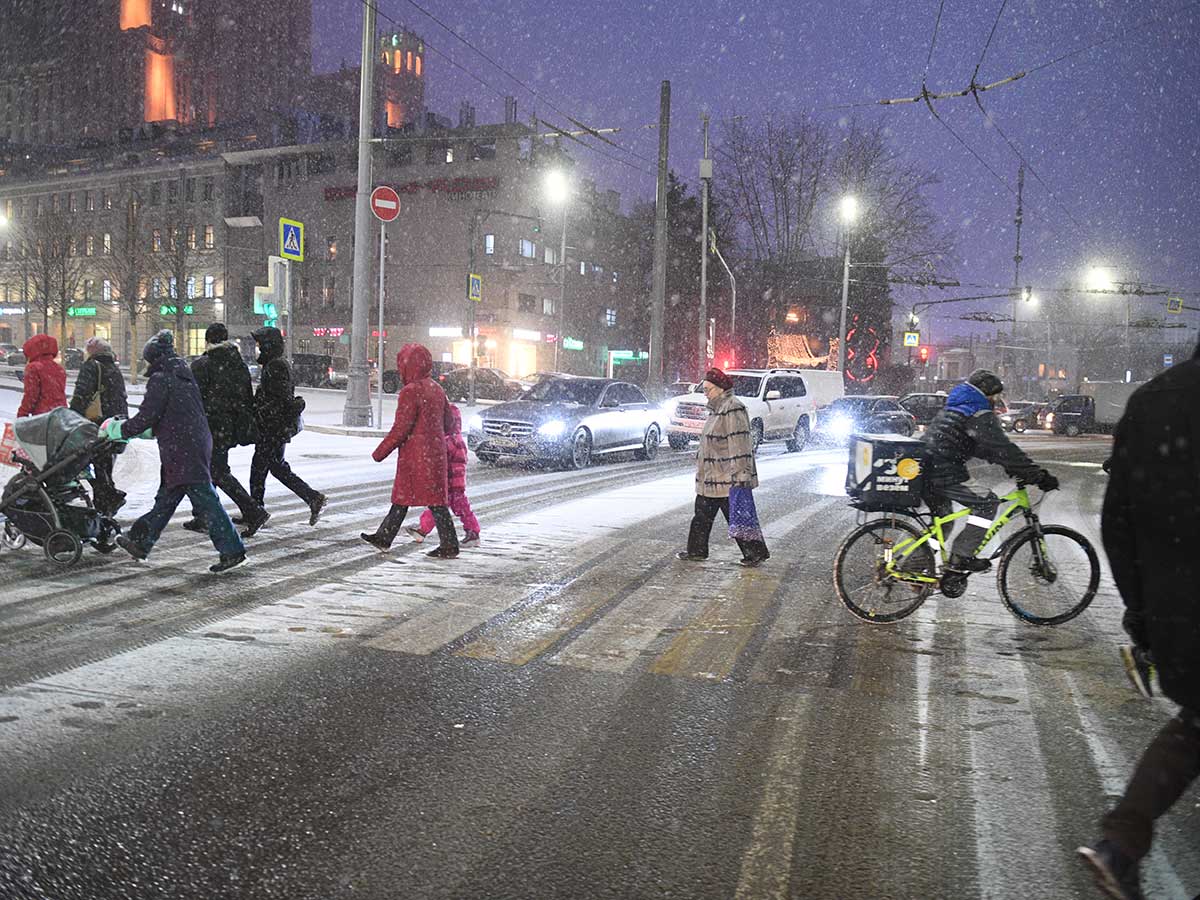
{"left": 1035, "top": 471, "right": 1059, "bottom": 492}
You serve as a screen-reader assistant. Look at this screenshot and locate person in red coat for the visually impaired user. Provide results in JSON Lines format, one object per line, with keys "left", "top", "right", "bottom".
{"left": 361, "top": 343, "right": 461, "bottom": 558}
{"left": 406, "top": 405, "right": 481, "bottom": 546}
{"left": 17, "top": 334, "right": 67, "bottom": 418}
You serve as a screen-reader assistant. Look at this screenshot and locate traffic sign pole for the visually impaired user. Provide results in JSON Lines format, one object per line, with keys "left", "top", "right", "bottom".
{"left": 377, "top": 222, "right": 386, "bottom": 429}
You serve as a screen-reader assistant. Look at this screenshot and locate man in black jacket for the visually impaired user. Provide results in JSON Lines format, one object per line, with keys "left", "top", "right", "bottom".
{"left": 922, "top": 369, "right": 1058, "bottom": 572}
{"left": 183, "top": 323, "right": 270, "bottom": 537}
{"left": 1077, "top": 348, "right": 1200, "bottom": 900}
{"left": 69, "top": 336, "right": 129, "bottom": 516}
{"left": 249, "top": 326, "right": 326, "bottom": 524}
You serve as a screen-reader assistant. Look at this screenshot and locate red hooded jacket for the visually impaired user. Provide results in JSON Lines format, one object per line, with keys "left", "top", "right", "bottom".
{"left": 372, "top": 344, "right": 455, "bottom": 507}
{"left": 445, "top": 406, "right": 468, "bottom": 494}
{"left": 18, "top": 334, "right": 67, "bottom": 418}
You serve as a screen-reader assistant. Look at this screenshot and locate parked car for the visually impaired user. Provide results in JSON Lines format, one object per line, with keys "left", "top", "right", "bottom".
{"left": 814, "top": 395, "right": 917, "bottom": 443}
{"left": 328, "top": 357, "right": 379, "bottom": 390}
{"left": 1045, "top": 382, "right": 1144, "bottom": 435}
{"left": 666, "top": 380, "right": 697, "bottom": 396}
{"left": 62, "top": 347, "right": 85, "bottom": 370}
{"left": 292, "top": 353, "right": 334, "bottom": 388}
{"left": 898, "top": 391, "right": 947, "bottom": 426}
{"left": 665, "top": 368, "right": 845, "bottom": 452}
{"left": 998, "top": 401, "right": 1045, "bottom": 433}
{"left": 5, "top": 350, "right": 26, "bottom": 367}
{"left": 381, "top": 360, "right": 463, "bottom": 393}
{"left": 467, "top": 375, "right": 663, "bottom": 469}
{"left": 0, "top": 343, "right": 18, "bottom": 356}
{"left": 441, "top": 367, "right": 523, "bottom": 402}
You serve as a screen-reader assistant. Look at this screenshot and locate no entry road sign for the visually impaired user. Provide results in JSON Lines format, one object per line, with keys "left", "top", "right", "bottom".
{"left": 371, "top": 186, "right": 401, "bottom": 223}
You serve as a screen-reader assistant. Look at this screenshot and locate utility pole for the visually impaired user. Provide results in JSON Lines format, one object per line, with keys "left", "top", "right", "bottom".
{"left": 1010, "top": 164, "right": 1024, "bottom": 383}
{"left": 343, "top": 0, "right": 376, "bottom": 426}
{"left": 698, "top": 114, "right": 711, "bottom": 375}
{"left": 649, "top": 81, "right": 670, "bottom": 394}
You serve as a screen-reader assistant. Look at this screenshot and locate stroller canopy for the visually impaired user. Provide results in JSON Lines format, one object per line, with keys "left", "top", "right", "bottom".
{"left": 14, "top": 408, "right": 99, "bottom": 470}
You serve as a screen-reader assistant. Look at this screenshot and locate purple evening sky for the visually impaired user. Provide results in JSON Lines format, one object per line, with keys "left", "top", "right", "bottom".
{"left": 313, "top": 0, "right": 1200, "bottom": 334}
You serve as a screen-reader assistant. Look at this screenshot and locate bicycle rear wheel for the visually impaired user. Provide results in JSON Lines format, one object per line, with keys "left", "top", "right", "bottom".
{"left": 834, "top": 518, "right": 936, "bottom": 623}
{"left": 997, "top": 525, "right": 1099, "bottom": 625}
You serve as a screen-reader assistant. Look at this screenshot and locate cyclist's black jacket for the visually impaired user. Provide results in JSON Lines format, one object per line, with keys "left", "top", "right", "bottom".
{"left": 922, "top": 383, "right": 1043, "bottom": 489}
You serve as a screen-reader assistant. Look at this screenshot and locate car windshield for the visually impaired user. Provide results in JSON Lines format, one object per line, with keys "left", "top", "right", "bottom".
{"left": 828, "top": 398, "right": 874, "bottom": 416}
{"left": 730, "top": 375, "right": 762, "bottom": 398}
{"left": 524, "top": 378, "right": 606, "bottom": 406}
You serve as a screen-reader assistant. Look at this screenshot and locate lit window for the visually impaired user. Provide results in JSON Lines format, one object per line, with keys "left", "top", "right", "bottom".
{"left": 445, "top": 147, "right": 454, "bottom": 164}
{"left": 67, "top": 193, "right": 76, "bottom": 213}
{"left": 102, "top": 190, "right": 112, "bottom": 210}
{"left": 120, "top": 0, "right": 151, "bottom": 29}
{"left": 102, "top": 232, "right": 112, "bottom": 255}
{"left": 544, "top": 245, "right": 558, "bottom": 266}
{"left": 169, "top": 277, "right": 177, "bottom": 299}
{"left": 605, "top": 308, "right": 617, "bottom": 327}
{"left": 102, "top": 279, "right": 112, "bottom": 302}
{"left": 327, "top": 238, "right": 338, "bottom": 260}
{"left": 186, "top": 225, "right": 196, "bottom": 249}
{"left": 580, "top": 260, "right": 587, "bottom": 275}
{"left": 407, "top": 51, "right": 414, "bottom": 72}
{"left": 484, "top": 234, "right": 495, "bottom": 255}
{"left": 85, "top": 235, "right": 94, "bottom": 256}
{"left": 151, "top": 277, "right": 162, "bottom": 297}
{"left": 204, "top": 275, "right": 215, "bottom": 298}
{"left": 203, "top": 225, "right": 214, "bottom": 249}
{"left": 415, "top": 56, "right": 422, "bottom": 77}
{"left": 518, "top": 239, "right": 536, "bottom": 259}
{"left": 68, "top": 237, "right": 77, "bottom": 256}
{"left": 543, "top": 297, "right": 556, "bottom": 316}
{"left": 84, "top": 190, "right": 94, "bottom": 212}
{"left": 186, "top": 276, "right": 195, "bottom": 299}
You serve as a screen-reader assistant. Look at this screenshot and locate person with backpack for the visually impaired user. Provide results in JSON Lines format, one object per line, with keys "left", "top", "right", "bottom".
{"left": 248, "top": 326, "right": 326, "bottom": 525}
{"left": 69, "top": 336, "right": 129, "bottom": 516}
{"left": 183, "top": 323, "right": 269, "bottom": 537}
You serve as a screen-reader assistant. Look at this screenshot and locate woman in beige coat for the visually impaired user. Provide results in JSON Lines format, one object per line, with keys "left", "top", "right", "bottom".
{"left": 677, "top": 368, "right": 770, "bottom": 566}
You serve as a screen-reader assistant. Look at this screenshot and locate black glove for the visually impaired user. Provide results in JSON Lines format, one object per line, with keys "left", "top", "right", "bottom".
{"left": 1036, "top": 471, "right": 1059, "bottom": 492}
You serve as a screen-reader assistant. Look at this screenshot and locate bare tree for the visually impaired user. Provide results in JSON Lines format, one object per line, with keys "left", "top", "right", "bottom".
{"left": 21, "top": 211, "right": 85, "bottom": 348}
{"left": 94, "top": 186, "right": 156, "bottom": 383}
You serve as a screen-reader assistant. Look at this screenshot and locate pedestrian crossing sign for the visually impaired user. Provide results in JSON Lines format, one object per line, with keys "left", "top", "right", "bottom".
{"left": 468, "top": 273, "right": 482, "bottom": 303}
{"left": 280, "top": 218, "right": 305, "bottom": 262}
{"left": 1167, "top": 297, "right": 1183, "bottom": 314}
{"left": 903, "top": 331, "right": 920, "bottom": 347}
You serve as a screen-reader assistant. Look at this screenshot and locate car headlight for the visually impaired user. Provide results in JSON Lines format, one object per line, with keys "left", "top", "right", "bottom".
{"left": 467, "top": 414, "right": 483, "bottom": 432}
{"left": 538, "top": 420, "right": 566, "bottom": 438}
{"left": 1045, "top": 413, "right": 1055, "bottom": 425}
{"left": 827, "top": 415, "right": 854, "bottom": 440}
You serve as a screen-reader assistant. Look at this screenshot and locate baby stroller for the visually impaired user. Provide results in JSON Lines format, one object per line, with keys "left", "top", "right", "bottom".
{"left": 0, "top": 408, "right": 121, "bottom": 567}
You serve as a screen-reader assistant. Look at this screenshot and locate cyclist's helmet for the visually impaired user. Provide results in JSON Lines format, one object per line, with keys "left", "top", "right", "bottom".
{"left": 967, "top": 369, "right": 1004, "bottom": 397}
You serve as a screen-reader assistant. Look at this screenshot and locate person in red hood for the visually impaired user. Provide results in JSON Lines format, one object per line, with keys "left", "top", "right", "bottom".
{"left": 362, "top": 343, "right": 461, "bottom": 558}
{"left": 17, "top": 334, "right": 67, "bottom": 418}
{"left": 406, "top": 404, "right": 480, "bottom": 546}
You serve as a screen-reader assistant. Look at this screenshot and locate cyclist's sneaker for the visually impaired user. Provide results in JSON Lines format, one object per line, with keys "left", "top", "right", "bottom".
{"left": 1120, "top": 646, "right": 1155, "bottom": 700}
{"left": 948, "top": 554, "right": 991, "bottom": 574}
{"left": 1077, "top": 840, "right": 1144, "bottom": 900}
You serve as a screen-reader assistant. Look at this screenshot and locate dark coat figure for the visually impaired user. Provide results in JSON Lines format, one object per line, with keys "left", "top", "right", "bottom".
{"left": 110, "top": 331, "right": 245, "bottom": 572}
{"left": 248, "top": 326, "right": 325, "bottom": 525}
{"left": 69, "top": 337, "right": 128, "bottom": 516}
{"left": 17, "top": 334, "right": 67, "bottom": 419}
{"left": 185, "top": 323, "right": 267, "bottom": 534}
{"left": 1078, "top": 347, "right": 1200, "bottom": 898}
{"left": 374, "top": 343, "right": 453, "bottom": 508}
{"left": 361, "top": 343, "right": 459, "bottom": 557}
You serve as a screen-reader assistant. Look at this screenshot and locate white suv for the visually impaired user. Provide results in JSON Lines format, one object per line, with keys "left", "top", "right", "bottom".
{"left": 666, "top": 368, "right": 845, "bottom": 452}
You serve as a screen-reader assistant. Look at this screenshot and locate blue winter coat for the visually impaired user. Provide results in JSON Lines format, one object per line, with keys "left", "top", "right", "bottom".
{"left": 120, "top": 353, "right": 213, "bottom": 488}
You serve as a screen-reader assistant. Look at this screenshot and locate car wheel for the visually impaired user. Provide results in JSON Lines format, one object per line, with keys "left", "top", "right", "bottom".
{"left": 1013, "top": 419, "right": 1026, "bottom": 433}
{"left": 569, "top": 428, "right": 593, "bottom": 469}
{"left": 475, "top": 452, "right": 500, "bottom": 466}
{"left": 750, "top": 420, "right": 764, "bottom": 452}
{"left": 785, "top": 418, "right": 809, "bottom": 453}
{"left": 636, "top": 425, "right": 660, "bottom": 461}
{"left": 667, "top": 434, "right": 690, "bottom": 451}
{"left": 1065, "top": 423, "right": 1082, "bottom": 437}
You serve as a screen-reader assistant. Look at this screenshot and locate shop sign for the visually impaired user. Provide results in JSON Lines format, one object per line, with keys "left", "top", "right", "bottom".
{"left": 563, "top": 337, "right": 584, "bottom": 351}
{"left": 159, "top": 305, "right": 195, "bottom": 316}
{"left": 610, "top": 350, "right": 648, "bottom": 361}
{"left": 67, "top": 306, "right": 97, "bottom": 318}
{"left": 512, "top": 328, "right": 541, "bottom": 342}
{"left": 324, "top": 177, "right": 500, "bottom": 203}
{"left": 0, "top": 308, "right": 25, "bottom": 316}
{"left": 312, "top": 327, "right": 346, "bottom": 338}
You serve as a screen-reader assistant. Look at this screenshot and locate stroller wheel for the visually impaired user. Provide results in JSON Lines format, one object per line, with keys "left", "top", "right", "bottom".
{"left": 2, "top": 521, "right": 26, "bottom": 551}
{"left": 43, "top": 529, "right": 83, "bottom": 567}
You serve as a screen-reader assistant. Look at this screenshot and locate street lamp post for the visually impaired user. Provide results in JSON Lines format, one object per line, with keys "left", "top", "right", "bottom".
{"left": 836, "top": 195, "right": 858, "bottom": 376}
{"left": 544, "top": 170, "right": 570, "bottom": 372}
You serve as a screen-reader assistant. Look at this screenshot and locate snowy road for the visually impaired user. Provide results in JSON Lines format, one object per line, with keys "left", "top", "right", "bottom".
{"left": 0, "top": 393, "right": 1194, "bottom": 899}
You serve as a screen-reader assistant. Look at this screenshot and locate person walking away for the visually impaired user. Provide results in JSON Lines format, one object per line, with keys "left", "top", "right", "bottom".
{"left": 405, "top": 404, "right": 480, "bottom": 547}
{"left": 1076, "top": 345, "right": 1200, "bottom": 900}
{"left": 922, "top": 369, "right": 1058, "bottom": 573}
{"left": 16, "top": 333, "right": 67, "bottom": 418}
{"left": 183, "top": 323, "right": 270, "bottom": 537}
{"left": 361, "top": 343, "right": 460, "bottom": 558}
{"left": 69, "top": 336, "right": 128, "bottom": 516}
{"left": 101, "top": 330, "right": 245, "bottom": 573}
{"left": 676, "top": 368, "right": 769, "bottom": 567}
{"left": 248, "top": 326, "right": 326, "bottom": 525}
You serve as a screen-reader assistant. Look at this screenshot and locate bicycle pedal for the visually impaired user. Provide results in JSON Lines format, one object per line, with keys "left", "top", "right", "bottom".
{"left": 940, "top": 572, "right": 969, "bottom": 598}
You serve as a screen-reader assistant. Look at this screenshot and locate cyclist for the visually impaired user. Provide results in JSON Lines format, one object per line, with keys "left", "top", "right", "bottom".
{"left": 922, "top": 369, "right": 1059, "bottom": 573}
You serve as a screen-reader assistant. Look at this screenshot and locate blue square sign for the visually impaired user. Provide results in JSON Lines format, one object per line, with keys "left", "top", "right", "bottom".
{"left": 280, "top": 218, "right": 304, "bottom": 262}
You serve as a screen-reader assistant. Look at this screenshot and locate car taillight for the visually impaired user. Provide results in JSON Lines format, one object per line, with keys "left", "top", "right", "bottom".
{"left": 328, "top": 367, "right": 334, "bottom": 377}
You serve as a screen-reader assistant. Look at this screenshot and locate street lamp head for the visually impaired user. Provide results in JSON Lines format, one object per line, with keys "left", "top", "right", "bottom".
{"left": 0, "top": 212, "right": 8, "bottom": 229}
{"left": 839, "top": 195, "right": 859, "bottom": 223}
{"left": 1086, "top": 265, "right": 1115, "bottom": 292}
{"left": 544, "top": 169, "right": 570, "bottom": 206}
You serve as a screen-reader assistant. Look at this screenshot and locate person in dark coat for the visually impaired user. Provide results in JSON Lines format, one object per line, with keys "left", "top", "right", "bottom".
{"left": 922, "top": 369, "right": 1057, "bottom": 572}
{"left": 1076, "top": 344, "right": 1200, "bottom": 900}
{"left": 101, "top": 330, "right": 246, "bottom": 573}
{"left": 249, "top": 326, "right": 326, "bottom": 525}
{"left": 69, "top": 336, "right": 129, "bottom": 516}
{"left": 183, "top": 323, "right": 269, "bottom": 537}
{"left": 17, "top": 333, "right": 67, "bottom": 418}
{"left": 361, "top": 343, "right": 459, "bottom": 558}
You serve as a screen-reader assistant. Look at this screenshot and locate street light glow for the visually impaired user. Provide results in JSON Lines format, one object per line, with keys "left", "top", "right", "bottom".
{"left": 1086, "top": 265, "right": 1116, "bottom": 292}
{"left": 839, "top": 195, "right": 859, "bottom": 223}
{"left": 0, "top": 213, "right": 8, "bottom": 228}
{"left": 544, "top": 170, "right": 570, "bottom": 206}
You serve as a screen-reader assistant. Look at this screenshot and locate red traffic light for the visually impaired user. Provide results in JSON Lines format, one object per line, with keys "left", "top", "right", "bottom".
{"left": 918, "top": 346, "right": 930, "bottom": 362}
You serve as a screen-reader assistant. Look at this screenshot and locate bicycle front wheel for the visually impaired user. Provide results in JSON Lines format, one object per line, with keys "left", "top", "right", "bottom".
{"left": 997, "top": 524, "right": 1100, "bottom": 625}
{"left": 834, "top": 518, "right": 936, "bottom": 623}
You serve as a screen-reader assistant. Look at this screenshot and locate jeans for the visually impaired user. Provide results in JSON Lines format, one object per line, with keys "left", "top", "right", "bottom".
{"left": 375, "top": 503, "right": 458, "bottom": 551}
{"left": 1103, "top": 707, "right": 1200, "bottom": 860}
{"left": 419, "top": 491, "right": 479, "bottom": 535}
{"left": 129, "top": 481, "right": 245, "bottom": 558}
{"left": 925, "top": 482, "right": 999, "bottom": 559}
{"left": 250, "top": 438, "right": 319, "bottom": 508}
{"left": 687, "top": 495, "right": 770, "bottom": 561}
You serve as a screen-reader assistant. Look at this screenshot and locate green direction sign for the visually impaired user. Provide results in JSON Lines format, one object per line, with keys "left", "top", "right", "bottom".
{"left": 67, "top": 306, "right": 97, "bottom": 318}
{"left": 903, "top": 331, "right": 920, "bottom": 347}
{"left": 1167, "top": 297, "right": 1184, "bottom": 314}
{"left": 467, "top": 273, "right": 482, "bottom": 303}
{"left": 611, "top": 350, "right": 649, "bottom": 361}
{"left": 159, "top": 305, "right": 195, "bottom": 316}
{"left": 562, "top": 337, "right": 584, "bottom": 351}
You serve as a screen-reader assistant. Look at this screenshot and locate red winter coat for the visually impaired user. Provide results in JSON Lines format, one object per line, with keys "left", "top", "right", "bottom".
{"left": 18, "top": 334, "right": 67, "bottom": 418}
{"left": 446, "top": 406, "right": 468, "bottom": 494}
{"left": 373, "top": 344, "right": 454, "bottom": 507}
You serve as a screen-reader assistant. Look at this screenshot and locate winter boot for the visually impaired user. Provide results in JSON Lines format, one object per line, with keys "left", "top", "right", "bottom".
{"left": 405, "top": 526, "right": 426, "bottom": 544}
{"left": 209, "top": 552, "right": 247, "bottom": 574}
{"left": 1077, "top": 840, "right": 1144, "bottom": 900}
{"left": 948, "top": 554, "right": 991, "bottom": 574}
{"left": 427, "top": 546, "right": 459, "bottom": 559}
{"left": 1120, "top": 646, "right": 1155, "bottom": 700}
{"left": 308, "top": 493, "right": 328, "bottom": 526}
{"left": 462, "top": 531, "right": 480, "bottom": 547}
{"left": 676, "top": 550, "right": 707, "bottom": 561}
{"left": 241, "top": 510, "right": 271, "bottom": 538}
{"left": 116, "top": 536, "right": 148, "bottom": 561}
{"left": 360, "top": 532, "right": 392, "bottom": 552}
{"left": 182, "top": 518, "right": 206, "bottom": 533}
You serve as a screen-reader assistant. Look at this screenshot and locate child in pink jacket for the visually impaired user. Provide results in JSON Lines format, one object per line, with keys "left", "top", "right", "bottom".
{"left": 408, "top": 405, "right": 480, "bottom": 546}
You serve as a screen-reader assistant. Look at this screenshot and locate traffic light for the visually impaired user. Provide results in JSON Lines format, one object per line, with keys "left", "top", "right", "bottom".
{"left": 918, "top": 346, "right": 930, "bottom": 364}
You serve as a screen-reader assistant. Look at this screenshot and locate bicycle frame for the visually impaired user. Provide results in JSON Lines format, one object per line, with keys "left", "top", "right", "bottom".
{"left": 881, "top": 488, "right": 1034, "bottom": 585}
